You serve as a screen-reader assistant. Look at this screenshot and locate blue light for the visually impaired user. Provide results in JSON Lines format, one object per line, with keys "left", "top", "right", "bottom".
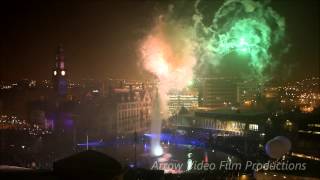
{"left": 144, "top": 133, "right": 205, "bottom": 147}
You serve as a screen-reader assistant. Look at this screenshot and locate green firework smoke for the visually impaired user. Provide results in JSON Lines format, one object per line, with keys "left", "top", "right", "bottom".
{"left": 193, "top": 0, "right": 288, "bottom": 82}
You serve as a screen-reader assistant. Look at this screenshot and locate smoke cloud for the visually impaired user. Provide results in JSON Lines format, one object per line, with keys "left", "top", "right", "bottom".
{"left": 139, "top": 6, "right": 197, "bottom": 116}
{"left": 138, "top": 0, "right": 288, "bottom": 115}
{"left": 193, "top": 0, "right": 288, "bottom": 82}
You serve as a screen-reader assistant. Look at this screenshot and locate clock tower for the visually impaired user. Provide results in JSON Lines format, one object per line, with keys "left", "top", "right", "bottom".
{"left": 52, "top": 45, "right": 68, "bottom": 97}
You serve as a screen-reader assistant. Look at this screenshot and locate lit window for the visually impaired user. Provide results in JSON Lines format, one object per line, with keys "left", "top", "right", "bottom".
{"left": 249, "top": 124, "right": 259, "bottom": 131}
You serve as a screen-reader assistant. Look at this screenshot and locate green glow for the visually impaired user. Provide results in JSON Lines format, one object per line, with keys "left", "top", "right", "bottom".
{"left": 187, "top": 80, "right": 193, "bottom": 86}
{"left": 213, "top": 18, "right": 271, "bottom": 71}
{"left": 238, "top": 38, "right": 249, "bottom": 52}
{"left": 193, "top": 0, "right": 287, "bottom": 81}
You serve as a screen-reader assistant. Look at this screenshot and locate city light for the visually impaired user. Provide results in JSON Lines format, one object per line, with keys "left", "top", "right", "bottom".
{"left": 152, "top": 145, "right": 164, "bottom": 157}
{"left": 61, "top": 70, "right": 66, "bottom": 76}
{"left": 0, "top": 0, "right": 318, "bottom": 179}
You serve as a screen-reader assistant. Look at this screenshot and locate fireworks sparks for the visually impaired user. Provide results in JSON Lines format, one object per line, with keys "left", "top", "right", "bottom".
{"left": 139, "top": 16, "right": 196, "bottom": 116}
{"left": 139, "top": 0, "right": 289, "bottom": 115}
{"left": 193, "top": 0, "right": 287, "bottom": 81}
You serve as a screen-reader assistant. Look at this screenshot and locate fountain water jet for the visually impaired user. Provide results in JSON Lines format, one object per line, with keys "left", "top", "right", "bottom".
{"left": 150, "top": 89, "right": 163, "bottom": 156}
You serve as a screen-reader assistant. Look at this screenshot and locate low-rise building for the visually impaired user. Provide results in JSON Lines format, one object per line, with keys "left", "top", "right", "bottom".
{"left": 175, "top": 108, "right": 268, "bottom": 135}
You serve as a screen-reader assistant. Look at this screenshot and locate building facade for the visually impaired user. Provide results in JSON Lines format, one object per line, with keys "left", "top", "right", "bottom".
{"left": 197, "top": 77, "right": 262, "bottom": 108}
{"left": 168, "top": 89, "right": 198, "bottom": 115}
{"left": 175, "top": 109, "right": 268, "bottom": 135}
{"left": 52, "top": 45, "right": 68, "bottom": 97}
{"left": 101, "top": 83, "right": 153, "bottom": 135}
{"left": 198, "top": 77, "right": 239, "bottom": 108}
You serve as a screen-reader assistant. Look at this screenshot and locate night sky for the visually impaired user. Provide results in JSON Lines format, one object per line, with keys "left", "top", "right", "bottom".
{"left": 0, "top": 0, "right": 319, "bottom": 82}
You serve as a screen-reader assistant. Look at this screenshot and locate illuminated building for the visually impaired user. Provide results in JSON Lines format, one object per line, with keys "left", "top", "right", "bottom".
{"left": 102, "top": 78, "right": 157, "bottom": 97}
{"left": 52, "top": 45, "right": 68, "bottom": 97}
{"left": 168, "top": 89, "right": 198, "bottom": 115}
{"left": 101, "top": 83, "right": 152, "bottom": 135}
{"left": 49, "top": 45, "right": 74, "bottom": 132}
{"left": 175, "top": 108, "right": 267, "bottom": 135}
{"left": 198, "top": 77, "right": 239, "bottom": 108}
{"left": 197, "top": 77, "right": 261, "bottom": 108}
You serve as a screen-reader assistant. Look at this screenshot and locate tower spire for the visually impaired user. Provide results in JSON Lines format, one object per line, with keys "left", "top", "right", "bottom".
{"left": 53, "top": 44, "right": 68, "bottom": 96}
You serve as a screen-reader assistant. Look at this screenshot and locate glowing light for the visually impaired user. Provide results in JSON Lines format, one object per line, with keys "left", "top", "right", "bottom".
{"left": 244, "top": 100, "right": 252, "bottom": 106}
{"left": 152, "top": 145, "right": 163, "bottom": 156}
{"left": 61, "top": 70, "right": 66, "bottom": 76}
{"left": 139, "top": 16, "right": 196, "bottom": 117}
{"left": 240, "top": 175, "right": 248, "bottom": 180}
{"left": 53, "top": 70, "right": 57, "bottom": 76}
{"left": 291, "top": 152, "right": 320, "bottom": 161}
{"left": 300, "top": 106, "right": 314, "bottom": 113}
{"left": 193, "top": 0, "right": 287, "bottom": 82}
{"left": 238, "top": 37, "right": 249, "bottom": 52}
{"left": 239, "top": 37, "right": 247, "bottom": 46}
{"left": 204, "top": 151, "right": 208, "bottom": 163}
{"left": 187, "top": 80, "right": 193, "bottom": 86}
{"left": 152, "top": 56, "right": 169, "bottom": 76}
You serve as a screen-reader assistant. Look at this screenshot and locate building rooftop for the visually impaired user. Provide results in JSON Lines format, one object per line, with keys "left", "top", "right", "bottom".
{"left": 194, "top": 108, "right": 269, "bottom": 120}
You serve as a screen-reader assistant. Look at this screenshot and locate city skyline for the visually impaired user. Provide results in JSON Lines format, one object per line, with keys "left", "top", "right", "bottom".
{"left": 1, "top": 1, "right": 320, "bottom": 178}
